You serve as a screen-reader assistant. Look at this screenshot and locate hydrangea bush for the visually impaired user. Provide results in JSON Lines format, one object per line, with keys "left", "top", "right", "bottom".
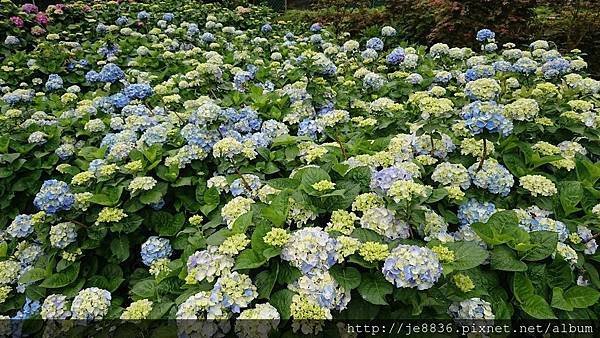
{"left": 1, "top": 0, "right": 600, "bottom": 335}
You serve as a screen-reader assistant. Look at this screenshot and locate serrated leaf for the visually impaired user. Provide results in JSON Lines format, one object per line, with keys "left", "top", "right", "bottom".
{"left": 255, "top": 265, "right": 278, "bottom": 299}
{"left": 262, "top": 190, "right": 289, "bottom": 227}
{"left": 40, "top": 263, "right": 80, "bottom": 288}
{"left": 491, "top": 246, "right": 527, "bottom": 271}
{"left": 131, "top": 280, "right": 156, "bottom": 299}
{"left": 357, "top": 274, "right": 393, "bottom": 305}
{"left": 521, "top": 295, "right": 556, "bottom": 319}
{"left": 551, "top": 288, "right": 573, "bottom": 311}
{"left": 564, "top": 286, "right": 600, "bottom": 308}
{"left": 522, "top": 231, "right": 558, "bottom": 261}
{"left": 330, "top": 266, "right": 361, "bottom": 290}
{"left": 443, "top": 241, "right": 488, "bottom": 271}
{"left": 271, "top": 289, "right": 294, "bottom": 320}
{"left": 234, "top": 249, "right": 266, "bottom": 270}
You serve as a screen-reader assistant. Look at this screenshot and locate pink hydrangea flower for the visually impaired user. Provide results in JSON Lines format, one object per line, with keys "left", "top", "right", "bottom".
{"left": 10, "top": 16, "right": 24, "bottom": 28}
{"left": 35, "top": 12, "right": 49, "bottom": 26}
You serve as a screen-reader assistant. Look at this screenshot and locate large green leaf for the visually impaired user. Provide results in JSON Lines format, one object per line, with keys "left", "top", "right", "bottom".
{"left": 234, "top": 249, "right": 267, "bottom": 270}
{"left": 357, "top": 273, "right": 393, "bottom": 305}
{"left": 521, "top": 295, "right": 556, "bottom": 319}
{"left": 563, "top": 286, "right": 600, "bottom": 309}
{"left": 491, "top": 246, "right": 527, "bottom": 271}
{"left": 559, "top": 181, "right": 583, "bottom": 215}
{"left": 471, "top": 210, "right": 529, "bottom": 246}
{"left": 443, "top": 241, "right": 488, "bottom": 272}
{"left": 521, "top": 231, "right": 558, "bottom": 261}
{"left": 330, "top": 266, "right": 362, "bottom": 290}
{"left": 40, "top": 262, "right": 80, "bottom": 288}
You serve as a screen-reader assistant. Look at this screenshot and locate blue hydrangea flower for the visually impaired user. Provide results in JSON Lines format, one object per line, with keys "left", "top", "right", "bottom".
{"left": 116, "top": 16, "right": 128, "bottom": 26}
{"left": 310, "top": 23, "right": 322, "bottom": 32}
{"left": 13, "top": 298, "right": 40, "bottom": 320}
{"left": 492, "top": 61, "right": 512, "bottom": 72}
{"left": 85, "top": 70, "right": 101, "bottom": 83}
{"left": 33, "top": 180, "right": 75, "bottom": 214}
{"left": 464, "top": 65, "right": 495, "bottom": 81}
{"left": 468, "top": 159, "right": 514, "bottom": 196}
{"left": 512, "top": 57, "right": 538, "bottom": 74}
{"left": 140, "top": 236, "right": 173, "bottom": 266}
{"left": 187, "top": 23, "right": 199, "bottom": 36}
{"left": 386, "top": 47, "right": 405, "bottom": 65}
{"left": 382, "top": 245, "right": 442, "bottom": 290}
{"left": 457, "top": 199, "right": 496, "bottom": 226}
{"left": 298, "top": 119, "right": 322, "bottom": 139}
{"left": 281, "top": 227, "right": 339, "bottom": 275}
{"left": 366, "top": 37, "right": 384, "bottom": 51}
{"left": 201, "top": 32, "right": 215, "bottom": 43}
{"left": 461, "top": 101, "right": 513, "bottom": 136}
{"left": 476, "top": 29, "right": 495, "bottom": 42}
{"left": 44, "top": 74, "right": 63, "bottom": 91}
{"left": 230, "top": 174, "right": 261, "bottom": 197}
{"left": 261, "top": 23, "right": 272, "bottom": 33}
{"left": 163, "top": 13, "right": 174, "bottom": 21}
{"left": 137, "top": 11, "right": 150, "bottom": 20}
{"left": 370, "top": 166, "right": 412, "bottom": 193}
{"left": 150, "top": 199, "right": 165, "bottom": 210}
{"left": 110, "top": 93, "right": 131, "bottom": 108}
{"left": 541, "top": 58, "right": 570, "bottom": 78}
{"left": 123, "top": 83, "right": 153, "bottom": 99}
{"left": 7, "top": 214, "right": 35, "bottom": 238}
{"left": 98, "top": 63, "right": 125, "bottom": 83}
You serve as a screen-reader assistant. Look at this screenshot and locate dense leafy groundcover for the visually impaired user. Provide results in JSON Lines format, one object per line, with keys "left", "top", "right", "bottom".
{"left": 1, "top": 0, "right": 600, "bottom": 336}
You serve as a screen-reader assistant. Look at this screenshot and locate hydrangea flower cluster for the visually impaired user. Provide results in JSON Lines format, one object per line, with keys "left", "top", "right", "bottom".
{"left": 140, "top": 236, "right": 172, "bottom": 266}
{"left": 33, "top": 180, "right": 75, "bottom": 214}
{"left": 281, "top": 227, "right": 339, "bottom": 275}
{"left": 382, "top": 245, "right": 442, "bottom": 290}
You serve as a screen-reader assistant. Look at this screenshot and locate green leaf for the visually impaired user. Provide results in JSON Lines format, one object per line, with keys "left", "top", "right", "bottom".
{"left": 491, "top": 246, "right": 527, "bottom": 271}
{"left": 231, "top": 210, "right": 253, "bottom": 234}
{"left": 522, "top": 295, "right": 556, "bottom": 319}
{"left": 149, "top": 302, "right": 174, "bottom": 319}
{"left": 443, "top": 241, "right": 488, "bottom": 271}
{"left": 551, "top": 288, "right": 573, "bottom": 311}
{"left": 235, "top": 249, "right": 267, "bottom": 270}
{"left": 330, "top": 266, "right": 361, "bottom": 290}
{"left": 40, "top": 262, "right": 80, "bottom": 288}
{"left": 276, "top": 262, "right": 302, "bottom": 285}
{"left": 205, "top": 228, "right": 231, "bottom": 246}
{"left": 262, "top": 190, "right": 289, "bottom": 227}
{"left": 0, "top": 241, "right": 7, "bottom": 258}
{"left": 159, "top": 212, "right": 185, "bottom": 237}
{"left": 513, "top": 272, "right": 535, "bottom": 303}
{"left": 471, "top": 210, "right": 528, "bottom": 246}
{"left": 19, "top": 268, "right": 47, "bottom": 284}
{"left": 110, "top": 237, "right": 130, "bottom": 263}
{"left": 0, "top": 136, "right": 8, "bottom": 153}
{"left": 559, "top": 181, "right": 583, "bottom": 215}
{"left": 89, "top": 186, "right": 123, "bottom": 206}
{"left": 426, "top": 188, "right": 448, "bottom": 203}
{"left": 522, "top": 231, "right": 558, "bottom": 261}
{"left": 131, "top": 280, "right": 156, "bottom": 299}
{"left": 351, "top": 228, "right": 382, "bottom": 243}
{"left": 546, "top": 259, "right": 574, "bottom": 289}
{"left": 270, "top": 289, "right": 294, "bottom": 320}
{"left": 357, "top": 273, "right": 393, "bottom": 305}
{"left": 255, "top": 264, "right": 278, "bottom": 299}
{"left": 299, "top": 167, "right": 330, "bottom": 188}
{"left": 564, "top": 286, "right": 600, "bottom": 308}
{"left": 200, "top": 187, "right": 220, "bottom": 215}
{"left": 139, "top": 189, "right": 163, "bottom": 205}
